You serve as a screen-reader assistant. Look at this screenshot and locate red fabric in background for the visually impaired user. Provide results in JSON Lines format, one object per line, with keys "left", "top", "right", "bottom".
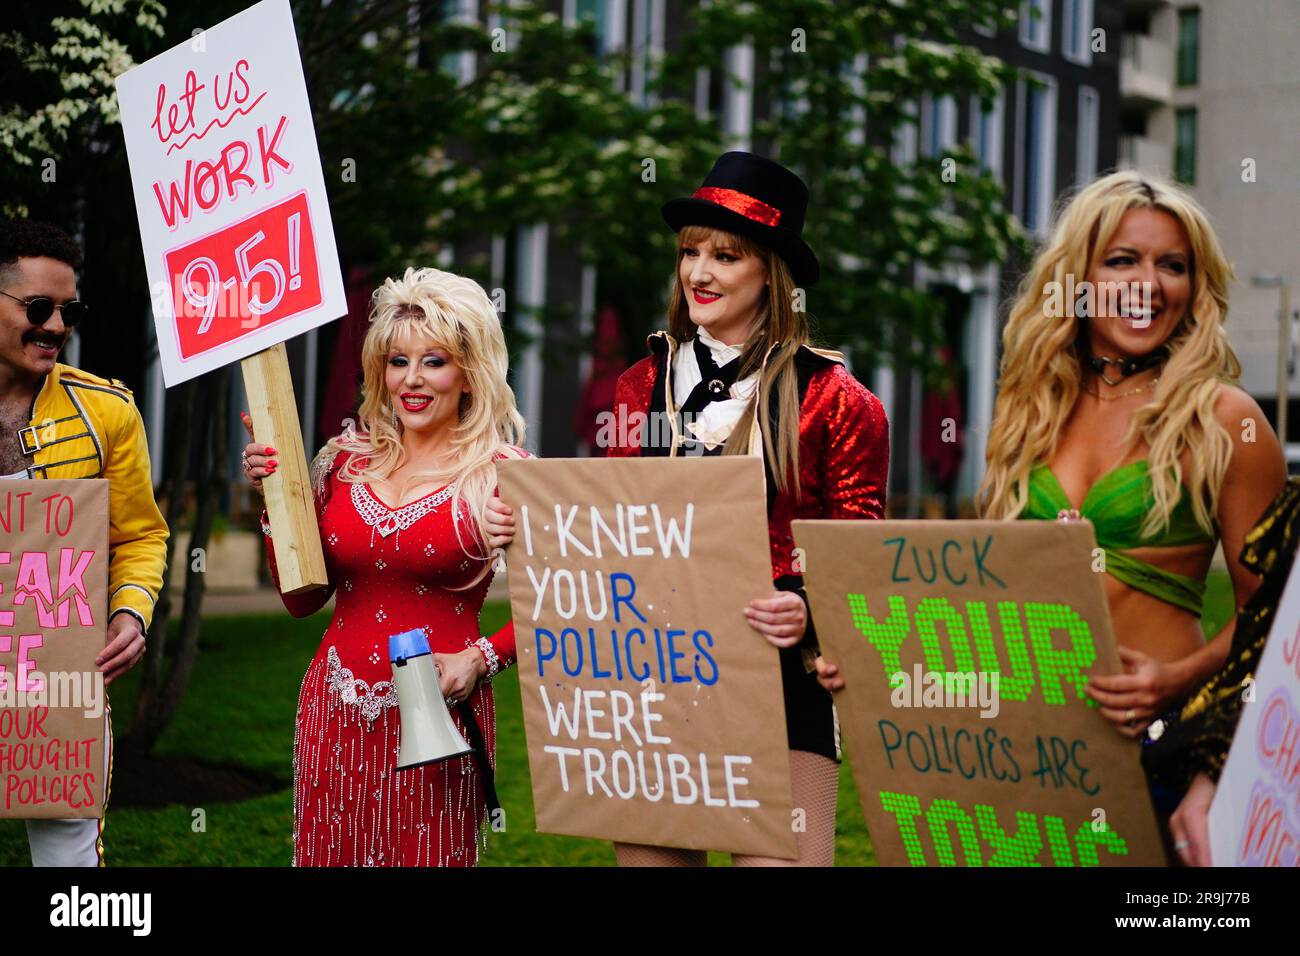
{"left": 920, "top": 345, "right": 964, "bottom": 486}
{"left": 318, "top": 266, "right": 373, "bottom": 444}
{"left": 574, "top": 306, "right": 626, "bottom": 452}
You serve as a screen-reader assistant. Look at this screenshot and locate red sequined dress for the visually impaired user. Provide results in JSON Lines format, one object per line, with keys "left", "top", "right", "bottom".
{"left": 263, "top": 450, "right": 516, "bottom": 867}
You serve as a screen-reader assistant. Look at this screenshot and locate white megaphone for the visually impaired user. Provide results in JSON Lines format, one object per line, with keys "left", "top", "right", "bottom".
{"left": 389, "top": 628, "right": 472, "bottom": 770}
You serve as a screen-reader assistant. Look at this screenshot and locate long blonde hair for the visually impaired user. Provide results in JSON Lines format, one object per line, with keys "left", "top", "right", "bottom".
{"left": 322, "top": 267, "right": 526, "bottom": 577}
{"left": 669, "top": 224, "right": 809, "bottom": 497}
{"left": 979, "top": 170, "right": 1239, "bottom": 537}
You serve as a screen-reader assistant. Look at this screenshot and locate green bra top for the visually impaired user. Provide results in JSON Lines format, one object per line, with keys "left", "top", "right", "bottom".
{"left": 1023, "top": 459, "right": 1216, "bottom": 616}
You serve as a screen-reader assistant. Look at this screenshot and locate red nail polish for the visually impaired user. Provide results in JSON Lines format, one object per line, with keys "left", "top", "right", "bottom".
{"left": 267, "top": 447, "right": 278, "bottom": 455}
{"left": 269, "top": 459, "right": 278, "bottom": 467}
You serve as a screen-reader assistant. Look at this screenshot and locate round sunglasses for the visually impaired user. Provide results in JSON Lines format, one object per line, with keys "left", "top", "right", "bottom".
{"left": 0, "top": 289, "right": 89, "bottom": 327}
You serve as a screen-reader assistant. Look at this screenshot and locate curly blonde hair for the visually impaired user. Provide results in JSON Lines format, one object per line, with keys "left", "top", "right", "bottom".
{"left": 979, "top": 170, "right": 1240, "bottom": 537}
{"left": 321, "top": 267, "right": 526, "bottom": 579}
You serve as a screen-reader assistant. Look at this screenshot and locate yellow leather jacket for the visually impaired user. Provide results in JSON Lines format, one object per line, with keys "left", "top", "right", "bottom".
{"left": 18, "top": 363, "right": 169, "bottom": 632}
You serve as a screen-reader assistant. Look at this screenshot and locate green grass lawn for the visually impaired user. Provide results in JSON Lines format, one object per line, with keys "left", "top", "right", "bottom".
{"left": 0, "top": 572, "right": 1236, "bottom": 866}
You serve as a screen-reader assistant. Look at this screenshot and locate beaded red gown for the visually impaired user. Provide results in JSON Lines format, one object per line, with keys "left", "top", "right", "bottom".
{"left": 264, "top": 450, "right": 516, "bottom": 867}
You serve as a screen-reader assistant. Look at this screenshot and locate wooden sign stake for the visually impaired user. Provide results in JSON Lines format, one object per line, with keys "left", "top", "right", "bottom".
{"left": 241, "top": 342, "right": 328, "bottom": 594}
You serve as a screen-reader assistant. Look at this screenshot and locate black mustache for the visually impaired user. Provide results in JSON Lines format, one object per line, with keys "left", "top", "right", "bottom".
{"left": 22, "top": 330, "right": 66, "bottom": 347}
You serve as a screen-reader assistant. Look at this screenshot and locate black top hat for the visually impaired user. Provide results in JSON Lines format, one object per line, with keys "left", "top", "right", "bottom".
{"left": 662, "top": 151, "right": 820, "bottom": 286}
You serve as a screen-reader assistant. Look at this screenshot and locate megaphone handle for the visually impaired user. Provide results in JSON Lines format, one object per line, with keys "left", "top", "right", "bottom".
{"left": 455, "top": 701, "right": 501, "bottom": 815}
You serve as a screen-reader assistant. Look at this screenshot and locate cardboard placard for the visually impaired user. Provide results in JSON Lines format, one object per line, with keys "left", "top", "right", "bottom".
{"left": 793, "top": 520, "right": 1165, "bottom": 866}
{"left": 0, "top": 480, "right": 109, "bottom": 819}
{"left": 1208, "top": 549, "right": 1300, "bottom": 866}
{"left": 115, "top": 0, "right": 346, "bottom": 386}
{"left": 497, "top": 457, "right": 797, "bottom": 857}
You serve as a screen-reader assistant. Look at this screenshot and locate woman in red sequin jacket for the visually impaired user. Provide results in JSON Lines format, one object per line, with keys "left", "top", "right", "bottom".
{"left": 603, "top": 152, "right": 890, "bottom": 866}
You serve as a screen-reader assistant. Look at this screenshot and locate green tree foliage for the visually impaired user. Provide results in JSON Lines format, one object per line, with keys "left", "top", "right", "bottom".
{"left": 0, "top": 0, "right": 165, "bottom": 216}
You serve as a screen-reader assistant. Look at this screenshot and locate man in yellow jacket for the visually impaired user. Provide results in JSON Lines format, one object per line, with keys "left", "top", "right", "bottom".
{"left": 0, "top": 220, "right": 168, "bottom": 865}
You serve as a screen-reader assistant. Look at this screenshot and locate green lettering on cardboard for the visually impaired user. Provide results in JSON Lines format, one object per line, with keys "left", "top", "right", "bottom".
{"left": 1044, "top": 815, "right": 1075, "bottom": 866}
{"left": 1025, "top": 602, "right": 1096, "bottom": 706}
{"left": 848, "top": 594, "right": 910, "bottom": 684}
{"left": 925, "top": 798, "right": 984, "bottom": 867}
{"left": 975, "top": 805, "right": 1043, "bottom": 867}
{"left": 1074, "top": 821, "right": 1129, "bottom": 866}
{"left": 915, "top": 597, "right": 975, "bottom": 672}
{"left": 965, "top": 600, "right": 1035, "bottom": 701}
{"left": 879, "top": 791, "right": 927, "bottom": 866}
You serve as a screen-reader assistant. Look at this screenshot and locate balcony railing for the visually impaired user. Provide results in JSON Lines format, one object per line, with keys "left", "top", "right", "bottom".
{"left": 1121, "top": 33, "right": 1173, "bottom": 107}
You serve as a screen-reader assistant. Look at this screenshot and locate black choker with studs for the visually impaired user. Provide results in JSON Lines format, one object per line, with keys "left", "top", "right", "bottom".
{"left": 1084, "top": 346, "right": 1168, "bottom": 386}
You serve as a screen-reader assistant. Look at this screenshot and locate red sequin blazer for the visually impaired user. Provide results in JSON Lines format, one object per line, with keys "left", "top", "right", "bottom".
{"left": 606, "top": 331, "right": 889, "bottom": 636}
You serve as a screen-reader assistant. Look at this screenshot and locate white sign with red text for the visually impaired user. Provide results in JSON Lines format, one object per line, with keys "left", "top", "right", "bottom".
{"left": 115, "top": 0, "right": 345, "bottom": 386}
{"left": 1208, "top": 552, "right": 1300, "bottom": 866}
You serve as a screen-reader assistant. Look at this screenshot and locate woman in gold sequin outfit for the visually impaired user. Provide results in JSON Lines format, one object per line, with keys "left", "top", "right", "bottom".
{"left": 1147, "top": 478, "right": 1300, "bottom": 864}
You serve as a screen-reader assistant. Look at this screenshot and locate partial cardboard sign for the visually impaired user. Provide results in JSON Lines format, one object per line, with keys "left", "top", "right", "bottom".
{"left": 1208, "top": 547, "right": 1300, "bottom": 866}
{"left": 794, "top": 519, "right": 1165, "bottom": 866}
{"left": 0, "top": 480, "right": 109, "bottom": 819}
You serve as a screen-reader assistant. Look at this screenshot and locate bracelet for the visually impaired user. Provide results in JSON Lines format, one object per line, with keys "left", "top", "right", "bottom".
{"left": 474, "top": 637, "right": 500, "bottom": 678}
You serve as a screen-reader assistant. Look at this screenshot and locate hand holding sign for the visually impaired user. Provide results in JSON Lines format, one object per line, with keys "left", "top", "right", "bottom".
{"left": 1086, "top": 645, "right": 1187, "bottom": 738}
{"left": 742, "top": 590, "right": 807, "bottom": 648}
{"left": 96, "top": 612, "right": 146, "bottom": 687}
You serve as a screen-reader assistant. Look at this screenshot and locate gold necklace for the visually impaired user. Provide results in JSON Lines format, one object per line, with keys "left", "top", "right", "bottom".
{"left": 1085, "top": 376, "right": 1160, "bottom": 401}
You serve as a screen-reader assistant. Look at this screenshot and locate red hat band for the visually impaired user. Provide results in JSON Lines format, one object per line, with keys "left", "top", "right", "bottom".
{"left": 690, "top": 186, "right": 782, "bottom": 228}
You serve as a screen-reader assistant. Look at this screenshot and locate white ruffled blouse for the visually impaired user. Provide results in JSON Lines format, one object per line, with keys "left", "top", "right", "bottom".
{"left": 671, "top": 326, "right": 760, "bottom": 450}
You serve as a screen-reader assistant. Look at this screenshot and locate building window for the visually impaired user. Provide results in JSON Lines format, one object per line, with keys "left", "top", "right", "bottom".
{"left": 1016, "top": 75, "right": 1058, "bottom": 234}
{"left": 920, "top": 94, "right": 957, "bottom": 158}
{"left": 438, "top": 0, "right": 477, "bottom": 85}
{"left": 629, "top": 0, "right": 664, "bottom": 107}
{"left": 1062, "top": 0, "right": 1093, "bottom": 64}
{"left": 1177, "top": 7, "right": 1201, "bottom": 86}
{"left": 722, "top": 44, "right": 754, "bottom": 149}
{"left": 566, "top": 0, "right": 608, "bottom": 55}
{"left": 1019, "top": 0, "right": 1051, "bottom": 53}
{"left": 1175, "top": 108, "right": 1197, "bottom": 184}
{"left": 892, "top": 99, "right": 919, "bottom": 168}
{"left": 970, "top": 89, "right": 1004, "bottom": 177}
{"left": 1077, "top": 86, "right": 1099, "bottom": 183}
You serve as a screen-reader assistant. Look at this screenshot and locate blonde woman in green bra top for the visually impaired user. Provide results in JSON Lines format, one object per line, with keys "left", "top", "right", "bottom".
{"left": 974, "top": 171, "right": 1286, "bottom": 754}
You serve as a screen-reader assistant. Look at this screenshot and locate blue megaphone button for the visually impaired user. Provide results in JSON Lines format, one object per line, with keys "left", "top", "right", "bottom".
{"left": 389, "top": 628, "right": 431, "bottom": 664}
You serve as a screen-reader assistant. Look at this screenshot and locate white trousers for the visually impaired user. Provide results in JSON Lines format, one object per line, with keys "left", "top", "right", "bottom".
{"left": 23, "top": 711, "right": 110, "bottom": 867}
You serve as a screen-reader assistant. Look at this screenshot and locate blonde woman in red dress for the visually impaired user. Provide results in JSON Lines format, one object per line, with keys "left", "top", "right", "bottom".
{"left": 240, "top": 267, "right": 525, "bottom": 867}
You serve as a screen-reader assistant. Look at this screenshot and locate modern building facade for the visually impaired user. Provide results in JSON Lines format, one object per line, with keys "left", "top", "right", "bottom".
{"left": 1118, "top": 0, "right": 1300, "bottom": 461}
